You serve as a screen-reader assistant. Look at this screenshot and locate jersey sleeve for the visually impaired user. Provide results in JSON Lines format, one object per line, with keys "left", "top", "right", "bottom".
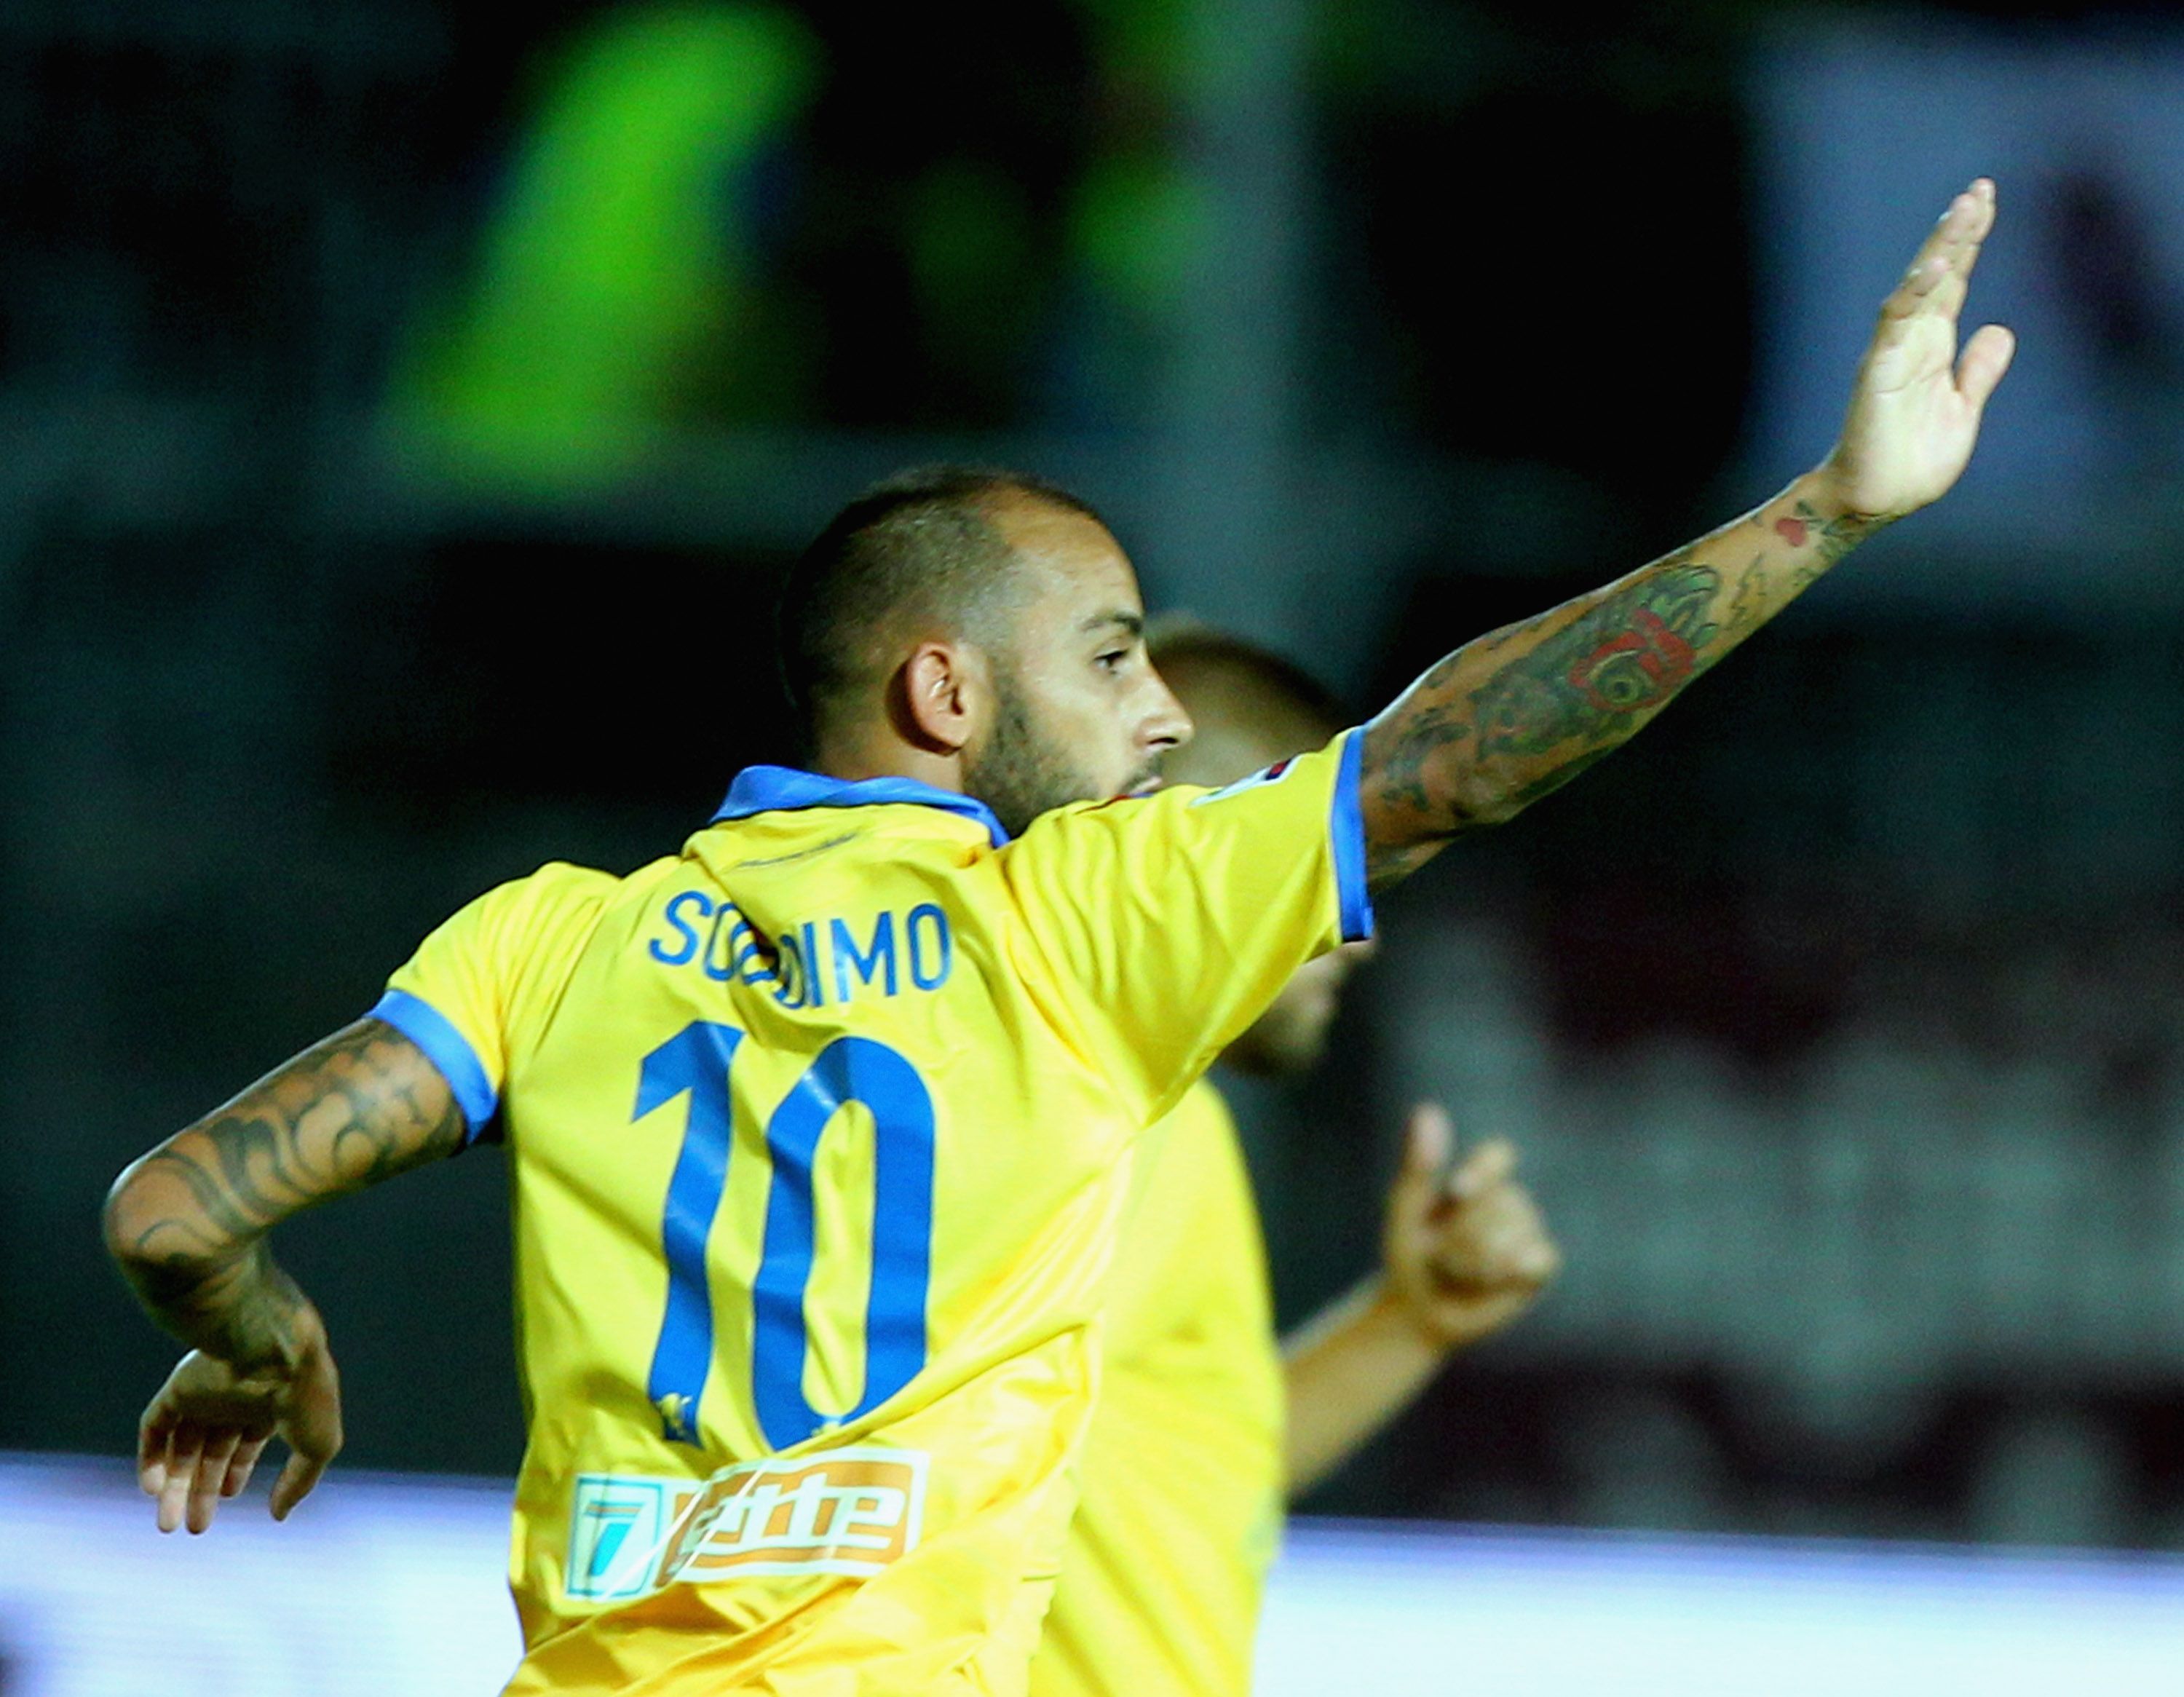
{"left": 368, "top": 862, "right": 613, "bottom": 1144}
{"left": 1001, "top": 728, "right": 1372, "bottom": 1121}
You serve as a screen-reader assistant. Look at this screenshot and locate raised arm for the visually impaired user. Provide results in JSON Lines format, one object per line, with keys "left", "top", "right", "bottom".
{"left": 1361, "top": 179, "right": 2015, "bottom": 887}
{"left": 102, "top": 1017, "right": 466, "bottom": 1531}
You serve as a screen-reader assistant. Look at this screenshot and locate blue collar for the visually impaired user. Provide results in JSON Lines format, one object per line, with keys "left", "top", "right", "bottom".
{"left": 713, "top": 765, "right": 1011, "bottom": 847}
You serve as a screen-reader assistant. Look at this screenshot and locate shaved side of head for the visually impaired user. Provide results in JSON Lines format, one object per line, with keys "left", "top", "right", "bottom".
{"left": 778, "top": 465, "right": 1107, "bottom": 754}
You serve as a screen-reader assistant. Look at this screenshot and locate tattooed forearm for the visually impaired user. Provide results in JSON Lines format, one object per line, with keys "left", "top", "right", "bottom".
{"left": 1362, "top": 669, "right": 1471, "bottom": 818}
{"left": 1772, "top": 498, "right": 1891, "bottom": 589}
{"left": 1360, "top": 474, "right": 1886, "bottom": 887}
{"left": 1469, "top": 563, "right": 1721, "bottom": 763}
{"left": 104, "top": 1018, "right": 464, "bottom": 1364}
{"left": 1362, "top": 563, "right": 1720, "bottom": 869}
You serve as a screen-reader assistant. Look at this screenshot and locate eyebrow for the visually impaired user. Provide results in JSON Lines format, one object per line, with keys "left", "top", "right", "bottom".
{"left": 1080, "top": 609, "right": 1144, "bottom": 639}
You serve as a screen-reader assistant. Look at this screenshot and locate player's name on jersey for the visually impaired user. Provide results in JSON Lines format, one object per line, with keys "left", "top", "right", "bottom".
{"left": 566, "top": 1448, "right": 930, "bottom": 1601}
{"left": 646, "top": 890, "right": 954, "bottom": 1010}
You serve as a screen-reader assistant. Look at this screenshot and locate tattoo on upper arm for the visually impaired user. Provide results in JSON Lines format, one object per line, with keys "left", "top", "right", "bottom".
{"left": 116, "top": 1021, "right": 464, "bottom": 1350}
{"left": 127, "top": 1020, "right": 463, "bottom": 1253}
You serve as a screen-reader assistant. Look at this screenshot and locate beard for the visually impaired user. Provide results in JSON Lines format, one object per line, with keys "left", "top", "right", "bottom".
{"left": 962, "top": 668, "right": 1111, "bottom": 839}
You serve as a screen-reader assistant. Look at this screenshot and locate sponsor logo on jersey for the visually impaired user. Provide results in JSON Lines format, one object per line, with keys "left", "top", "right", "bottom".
{"left": 566, "top": 1447, "right": 928, "bottom": 1602}
{"left": 1190, "top": 757, "right": 1297, "bottom": 807}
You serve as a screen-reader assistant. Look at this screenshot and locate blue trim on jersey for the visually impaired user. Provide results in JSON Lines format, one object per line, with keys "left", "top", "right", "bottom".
{"left": 713, "top": 766, "right": 1010, "bottom": 847}
{"left": 369, "top": 989, "right": 500, "bottom": 1144}
{"left": 1332, "top": 729, "right": 1376, "bottom": 943}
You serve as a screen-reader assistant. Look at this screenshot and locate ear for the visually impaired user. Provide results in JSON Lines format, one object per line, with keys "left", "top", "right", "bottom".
{"left": 895, "top": 640, "right": 985, "bottom": 756}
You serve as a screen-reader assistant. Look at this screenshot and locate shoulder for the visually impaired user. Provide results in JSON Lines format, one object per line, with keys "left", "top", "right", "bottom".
{"left": 523, "top": 858, "right": 628, "bottom": 898}
{"left": 454, "top": 861, "right": 596, "bottom": 929}
{"left": 442, "top": 860, "right": 634, "bottom": 973}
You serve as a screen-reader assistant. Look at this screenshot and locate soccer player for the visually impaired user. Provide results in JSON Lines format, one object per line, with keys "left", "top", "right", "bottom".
{"left": 1030, "top": 623, "right": 1562, "bottom": 1697}
{"left": 103, "top": 181, "right": 2010, "bottom": 1694}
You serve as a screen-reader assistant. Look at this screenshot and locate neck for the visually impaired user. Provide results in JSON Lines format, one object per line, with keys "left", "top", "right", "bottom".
{"left": 812, "top": 720, "right": 967, "bottom": 794}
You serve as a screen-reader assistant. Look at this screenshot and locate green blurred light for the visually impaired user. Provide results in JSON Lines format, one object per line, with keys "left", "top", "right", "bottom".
{"left": 400, "top": 1, "right": 817, "bottom": 488}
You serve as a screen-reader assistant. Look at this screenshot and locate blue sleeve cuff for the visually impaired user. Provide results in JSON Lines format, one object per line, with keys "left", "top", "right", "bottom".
{"left": 368, "top": 989, "right": 500, "bottom": 1145}
{"left": 1332, "top": 729, "right": 1376, "bottom": 944}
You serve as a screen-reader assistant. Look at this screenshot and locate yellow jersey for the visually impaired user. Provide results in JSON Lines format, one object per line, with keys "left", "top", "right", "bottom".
{"left": 1030, "top": 1080, "right": 1283, "bottom": 1697}
{"left": 369, "top": 737, "right": 1372, "bottom": 1694}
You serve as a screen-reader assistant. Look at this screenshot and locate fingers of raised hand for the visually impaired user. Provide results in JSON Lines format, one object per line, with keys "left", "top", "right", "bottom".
{"left": 1385, "top": 1105, "right": 1455, "bottom": 1237}
{"left": 1948, "top": 178, "right": 1997, "bottom": 290}
{"left": 1431, "top": 1187, "right": 1559, "bottom": 1290}
{"left": 1446, "top": 1136, "right": 1518, "bottom": 1201}
{"left": 1881, "top": 180, "right": 1995, "bottom": 323}
{"left": 1956, "top": 322, "right": 2017, "bottom": 408}
{"left": 1503, "top": 1216, "right": 1563, "bottom": 1284}
{"left": 1402, "top": 1103, "right": 1453, "bottom": 1175}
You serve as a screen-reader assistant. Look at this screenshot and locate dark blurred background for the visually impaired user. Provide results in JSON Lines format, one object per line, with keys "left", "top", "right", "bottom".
{"left": 10, "top": 0, "right": 2184, "bottom": 1556}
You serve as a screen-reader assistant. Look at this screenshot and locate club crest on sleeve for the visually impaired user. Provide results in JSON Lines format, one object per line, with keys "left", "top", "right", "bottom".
{"left": 1189, "top": 758, "right": 1297, "bottom": 807}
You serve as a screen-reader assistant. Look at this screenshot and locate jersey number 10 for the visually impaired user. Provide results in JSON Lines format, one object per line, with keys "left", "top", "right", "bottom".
{"left": 634, "top": 1020, "right": 935, "bottom": 1452}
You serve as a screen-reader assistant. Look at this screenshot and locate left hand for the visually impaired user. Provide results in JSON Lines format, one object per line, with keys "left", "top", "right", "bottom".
{"left": 137, "top": 1326, "right": 344, "bottom": 1535}
{"left": 1380, "top": 1103, "right": 1559, "bottom": 1350}
{"left": 1817, "top": 177, "right": 2015, "bottom": 521}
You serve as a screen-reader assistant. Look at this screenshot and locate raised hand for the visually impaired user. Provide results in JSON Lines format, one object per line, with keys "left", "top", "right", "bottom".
{"left": 137, "top": 1326, "right": 343, "bottom": 1533}
{"left": 1819, "top": 178, "right": 2016, "bottom": 521}
{"left": 1282, "top": 1103, "right": 1562, "bottom": 1491}
{"left": 1381, "top": 1104, "right": 1560, "bottom": 1349}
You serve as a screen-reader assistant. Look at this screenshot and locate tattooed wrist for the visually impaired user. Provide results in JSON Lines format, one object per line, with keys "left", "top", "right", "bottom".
{"left": 122, "top": 1239, "right": 312, "bottom": 1372}
{"left": 220, "top": 1254, "right": 314, "bottom": 1372}
{"left": 1769, "top": 497, "right": 1891, "bottom": 589}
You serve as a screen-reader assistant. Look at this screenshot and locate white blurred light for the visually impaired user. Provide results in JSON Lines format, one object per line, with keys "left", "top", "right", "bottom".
{"left": 1257, "top": 1520, "right": 2184, "bottom": 1696}
{"left": 4, "top": 1455, "right": 2183, "bottom": 1696}
{"left": 0, "top": 1454, "right": 518, "bottom": 1697}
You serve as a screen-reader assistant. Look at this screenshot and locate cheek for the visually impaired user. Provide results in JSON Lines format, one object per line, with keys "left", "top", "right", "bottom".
{"left": 1048, "top": 682, "right": 1133, "bottom": 767}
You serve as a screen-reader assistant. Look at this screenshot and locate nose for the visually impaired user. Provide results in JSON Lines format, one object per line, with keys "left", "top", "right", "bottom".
{"left": 1142, "top": 670, "right": 1193, "bottom": 754}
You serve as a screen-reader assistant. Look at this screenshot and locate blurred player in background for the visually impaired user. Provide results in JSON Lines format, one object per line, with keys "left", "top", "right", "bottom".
{"left": 102, "top": 182, "right": 2009, "bottom": 1695}
{"left": 1030, "top": 624, "right": 1559, "bottom": 1697}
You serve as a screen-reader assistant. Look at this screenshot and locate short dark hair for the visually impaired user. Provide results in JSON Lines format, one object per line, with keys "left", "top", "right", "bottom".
{"left": 777, "top": 464, "right": 1107, "bottom": 746}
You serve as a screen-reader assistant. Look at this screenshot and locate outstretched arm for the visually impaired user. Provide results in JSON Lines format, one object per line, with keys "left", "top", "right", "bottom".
{"left": 1283, "top": 1107, "right": 1558, "bottom": 1495}
{"left": 1361, "top": 179, "right": 2015, "bottom": 887}
{"left": 103, "top": 1017, "right": 466, "bottom": 1531}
